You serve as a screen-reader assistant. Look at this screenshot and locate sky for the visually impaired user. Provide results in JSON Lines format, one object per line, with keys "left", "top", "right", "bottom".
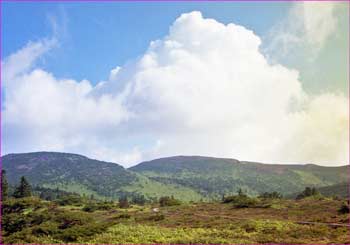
{"left": 1, "top": 2, "right": 349, "bottom": 167}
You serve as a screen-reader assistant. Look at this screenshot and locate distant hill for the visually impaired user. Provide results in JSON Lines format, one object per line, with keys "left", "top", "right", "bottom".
{"left": 130, "top": 156, "right": 350, "bottom": 198}
{"left": 2, "top": 152, "right": 349, "bottom": 200}
{"left": 318, "top": 182, "right": 349, "bottom": 198}
{"left": 2, "top": 152, "right": 202, "bottom": 201}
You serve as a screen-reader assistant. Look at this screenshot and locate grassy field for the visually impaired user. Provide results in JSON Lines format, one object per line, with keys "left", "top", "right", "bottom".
{"left": 2, "top": 196, "right": 350, "bottom": 244}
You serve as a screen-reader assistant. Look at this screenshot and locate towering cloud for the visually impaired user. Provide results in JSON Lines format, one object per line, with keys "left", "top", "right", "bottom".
{"left": 2, "top": 11, "right": 348, "bottom": 166}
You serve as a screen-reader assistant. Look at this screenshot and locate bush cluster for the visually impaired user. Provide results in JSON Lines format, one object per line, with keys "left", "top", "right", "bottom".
{"left": 338, "top": 203, "right": 350, "bottom": 214}
{"left": 159, "top": 196, "right": 181, "bottom": 207}
{"left": 222, "top": 191, "right": 270, "bottom": 208}
{"left": 258, "top": 191, "right": 282, "bottom": 199}
{"left": 2, "top": 198, "right": 115, "bottom": 244}
{"left": 55, "top": 195, "right": 85, "bottom": 206}
{"left": 82, "top": 202, "right": 115, "bottom": 212}
{"left": 296, "top": 187, "right": 321, "bottom": 200}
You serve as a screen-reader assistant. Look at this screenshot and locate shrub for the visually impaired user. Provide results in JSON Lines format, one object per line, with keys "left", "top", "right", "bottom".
{"left": 55, "top": 211, "right": 92, "bottom": 229}
{"left": 2, "top": 197, "right": 43, "bottom": 214}
{"left": 82, "top": 203, "right": 98, "bottom": 212}
{"left": 148, "top": 214, "right": 165, "bottom": 221}
{"left": 159, "top": 196, "right": 181, "bottom": 207}
{"left": 232, "top": 196, "right": 259, "bottom": 208}
{"left": 57, "top": 222, "right": 110, "bottom": 242}
{"left": 2, "top": 213, "right": 28, "bottom": 234}
{"left": 117, "top": 213, "right": 131, "bottom": 219}
{"left": 296, "top": 187, "right": 321, "bottom": 200}
{"left": 338, "top": 203, "right": 350, "bottom": 214}
{"left": 258, "top": 191, "right": 282, "bottom": 199}
{"left": 131, "top": 195, "right": 147, "bottom": 205}
{"left": 31, "top": 221, "right": 59, "bottom": 236}
{"left": 96, "top": 202, "right": 115, "bottom": 210}
{"left": 55, "top": 195, "right": 85, "bottom": 206}
{"left": 118, "top": 196, "right": 129, "bottom": 208}
{"left": 222, "top": 195, "right": 263, "bottom": 208}
{"left": 4, "top": 228, "right": 52, "bottom": 244}
{"left": 83, "top": 202, "right": 115, "bottom": 212}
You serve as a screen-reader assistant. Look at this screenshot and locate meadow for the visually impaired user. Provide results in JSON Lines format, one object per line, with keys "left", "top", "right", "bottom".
{"left": 2, "top": 195, "right": 349, "bottom": 244}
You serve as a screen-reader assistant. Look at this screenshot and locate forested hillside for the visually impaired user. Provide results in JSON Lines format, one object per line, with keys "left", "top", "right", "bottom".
{"left": 130, "top": 156, "right": 349, "bottom": 198}
{"left": 3, "top": 152, "right": 349, "bottom": 201}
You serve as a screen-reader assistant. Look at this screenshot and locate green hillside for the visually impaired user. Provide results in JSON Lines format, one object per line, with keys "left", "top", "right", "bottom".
{"left": 318, "top": 182, "right": 349, "bottom": 198}
{"left": 130, "top": 156, "right": 349, "bottom": 198}
{"left": 3, "top": 152, "right": 349, "bottom": 201}
{"left": 2, "top": 152, "right": 202, "bottom": 201}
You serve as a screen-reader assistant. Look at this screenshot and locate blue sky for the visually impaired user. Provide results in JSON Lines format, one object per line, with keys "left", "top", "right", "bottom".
{"left": 2, "top": 2, "right": 291, "bottom": 84}
{"left": 1, "top": 2, "right": 348, "bottom": 166}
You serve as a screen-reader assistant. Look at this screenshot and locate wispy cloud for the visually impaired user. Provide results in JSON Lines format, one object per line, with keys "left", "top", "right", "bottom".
{"left": 264, "top": 2, "right": 341, "bottom": 61}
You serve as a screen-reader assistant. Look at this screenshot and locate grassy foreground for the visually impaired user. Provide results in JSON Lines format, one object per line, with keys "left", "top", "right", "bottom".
{"left": 2, "top": 197, "right": 350, "bottom": 244}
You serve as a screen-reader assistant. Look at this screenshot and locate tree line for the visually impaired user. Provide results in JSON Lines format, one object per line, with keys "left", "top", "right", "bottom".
{"left": 1, "top": 170, "right": 32, "bottom": 200}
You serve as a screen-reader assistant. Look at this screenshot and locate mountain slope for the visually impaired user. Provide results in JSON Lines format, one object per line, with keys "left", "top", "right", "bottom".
{"left": 2, "top": 152, "right": 202, "bottom": 201}
{"left": 318, "top": 182, "right": 349, "bottom": 198}
{"left": 3, "top": 152, "right": 348, "bottom": 201}
{"left": 2, "top": 152, "right": 135, "bottom": 198}
{"left": 130, "top": 156, "right": 349, "bottom": 198}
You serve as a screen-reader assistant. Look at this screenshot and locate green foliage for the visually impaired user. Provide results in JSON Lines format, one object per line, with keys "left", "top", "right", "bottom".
{"left": 147, "top": 214, "right": 165, "bottom": 221}
{"left": 318, "top": 182, "right": 349, "bottom": 198}
{"left": 55, "top": 194, "right": 85, "bottom": 206}
{"left": 2, "top": 197, "right": 43, "bottom": 214}
{"left": 131, "top": 194, "right": 146, "bottom": 205}
{"left": 259, "top": 191, "right": 282, "bottom": 199}
{"left": 81, "top": 224, "right": 240, "bottom": 244}
{"left": 159, "top": 196, "right": 181, "bottom": 207}
{"left": 3, "top": 153, "right": 348, "bottom": 201}
{"left": 117, "top": 213, "right": 131, "bottom": 219}
{"left": 83, "top": 201, "right": 115, "bottom": 212}
{"left": 96, "top": 201, "right": 115, "bottom": 210}
{"left": 34, "top": 186, "right": 78, "bottom": 201}
{"left": 2, "top": 197, "right": 46, "bottom": 235}
{"left": 1, "top": 170, "right": 9, "bottom": 201}
{"left": 296, "top": 187, "right": 321, "bottom": 200}
{"left": 2, "top": 197, "right": 350, "bottom": 244}
{"left": 131, "top": 156, "right": 349, "bottom": 200}
{"left": 2, "top": 152, "right": 137, "bottom": 199}
{"left": 2, "top": 213, "right": 28, "bottom": 234}
{"left": 13, "top": 176, "right": 32, "bottom": 198}
{"left": 222, "top": 194, "right": 269, "bottom": 208}
{"left": 338, "top": 202, "right": 350, "bottom": 214}
{"left": 232, "top": 196, "right": 258, "bottom": 208}
{"left": 82, "top": 203, "right": 98, "bottom": 212}
{"left": 2, "top": 197, "right": 115, "bottom": 244}
{"left": 118, "top": 196, "right": 129, "bottom": 208}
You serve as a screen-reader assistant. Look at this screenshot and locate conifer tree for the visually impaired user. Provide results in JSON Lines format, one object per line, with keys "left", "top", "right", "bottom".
{"left": 13, "top": 176, "right": 32, "bottom": 198}
{"left": 1, "top": 170, "right": 9, "bottom": 201}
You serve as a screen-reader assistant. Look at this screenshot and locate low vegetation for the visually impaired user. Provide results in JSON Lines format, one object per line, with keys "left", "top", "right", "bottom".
{"left": 159, "top": 196, "right": 182, "bottom": 207}
{"left": 2, "top": 174, "right": 349, "bottom": 244}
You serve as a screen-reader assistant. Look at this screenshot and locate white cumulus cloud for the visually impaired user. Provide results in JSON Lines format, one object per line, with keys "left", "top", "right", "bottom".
{"left": 2, "top": 11, "right": 348, "bottom": 167}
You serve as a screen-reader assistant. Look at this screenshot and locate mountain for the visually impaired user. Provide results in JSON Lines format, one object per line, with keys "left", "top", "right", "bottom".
{"left": 318, "top": 182, "right": 349, "bottom": 198}
{"left": 3, "top": 152, "right": 349, "bottom": 201}
{"left": 1, "top": 152, "right": 201, "bottom": 201}
{"left": 130, "top": 156, "right": 350, "bottom": 198}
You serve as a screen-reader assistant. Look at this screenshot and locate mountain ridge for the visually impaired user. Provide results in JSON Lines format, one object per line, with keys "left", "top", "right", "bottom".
{"left": 2, "top": 152, "right": 349, "bottom": 200}
{"left": 130, "top": 155, "right": 349, "bottom": 198}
